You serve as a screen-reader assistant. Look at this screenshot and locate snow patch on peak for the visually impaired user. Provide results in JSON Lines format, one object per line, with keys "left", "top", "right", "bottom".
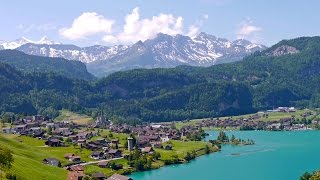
{"left": 37, "top": 36, "right": 59, "bottom": 45}
{"left": 1, "top": 37, "right": 33, "bottom": 49}
{"left": 0, "top": 36, "right": 60, "bottom": 49}
{"left": 14, "top": 33, "right": 267, "bottom": 71}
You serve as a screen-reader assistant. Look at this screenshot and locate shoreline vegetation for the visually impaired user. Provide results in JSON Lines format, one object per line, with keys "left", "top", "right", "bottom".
{"left": 301, "top": 171, "right": 320, "bottom": 180}
{"left": 210, "top": 131, "right": 255, "bottom": 147}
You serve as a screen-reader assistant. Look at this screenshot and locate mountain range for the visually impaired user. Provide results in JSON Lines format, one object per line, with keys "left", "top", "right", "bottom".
{"left": 1, "top": 36, "right": 320, "bottom": 122}
{"left": 0, "top": 32, "right": 266, "bottom": 76}
{"left": 0, "top": 36, "right": 59, "bottom": 50}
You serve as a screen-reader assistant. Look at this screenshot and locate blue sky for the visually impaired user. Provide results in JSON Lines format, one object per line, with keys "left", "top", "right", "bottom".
{"left": 1, "top": 0, "right": 319, "bottom": 46}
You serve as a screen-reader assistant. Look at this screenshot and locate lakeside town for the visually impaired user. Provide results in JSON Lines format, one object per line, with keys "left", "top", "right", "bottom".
{"left": 0, "top": 111, "right": 217, "bottom": 179}
{"left": 177, "top": 107, "right": 319, "bottom": 131}
{"left": 0, "top": 107, "right": 318, "bottom": 179}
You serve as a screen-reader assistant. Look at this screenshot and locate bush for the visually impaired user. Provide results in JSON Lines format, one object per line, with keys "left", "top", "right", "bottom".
{"left": 6, "top": 173, "right": 17, "bottom": 180}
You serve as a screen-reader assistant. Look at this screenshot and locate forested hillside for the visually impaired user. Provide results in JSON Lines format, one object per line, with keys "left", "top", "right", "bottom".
{"left": 0, "top": 50, "right": 94, "bottom": 80}
{"left": 1, "top": 37, "right": 320, "bottom": 123}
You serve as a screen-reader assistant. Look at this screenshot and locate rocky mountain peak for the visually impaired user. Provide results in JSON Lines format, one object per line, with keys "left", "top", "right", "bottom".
{"left": 268, "top": 45, "right": 300, "bottom": 57}
{"left": 9, "top": 33, "right": 266, "bottom": 76}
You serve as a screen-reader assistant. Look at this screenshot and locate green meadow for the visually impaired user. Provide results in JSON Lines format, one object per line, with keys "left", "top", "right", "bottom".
{"left": 54, "top": 110, "right": 93, "bottom": 125}
{"left": 155, "top": 140, "right": 216, "bottom": 160}
{"left": 0, "top": 133, "right": 98, "bottom": 179}
{"left": 0, "top": 134, "right": 67, "bottom": 180}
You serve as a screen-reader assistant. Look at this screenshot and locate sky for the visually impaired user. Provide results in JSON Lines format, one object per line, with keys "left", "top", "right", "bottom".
{"left": 0, "top": 0, "right": 319, "bottom": 47}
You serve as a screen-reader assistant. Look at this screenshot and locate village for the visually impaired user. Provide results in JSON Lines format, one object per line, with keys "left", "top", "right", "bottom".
{"left": 0, "top": 107, "right": 319, "bottom": 179}
{"left": 178, "top": 107, "right": 319, "bottom": 131}
{"left": 0, "top": 113, "right": 216, "bottom": 180}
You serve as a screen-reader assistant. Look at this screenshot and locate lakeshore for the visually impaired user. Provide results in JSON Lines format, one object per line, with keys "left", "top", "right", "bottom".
{"left": 130, "top": 130, "right": 320, "bottom": 180}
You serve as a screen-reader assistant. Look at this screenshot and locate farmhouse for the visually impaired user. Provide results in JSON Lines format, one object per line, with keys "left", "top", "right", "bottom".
{"left": 91, "top": 151, "right": 105, "bottom": 160}
{"left": 97, "top": 161, "right": 109, "bottom": 168}
{"left": 106, "top": 149, "right": 122, "bottom": 158}
{"left": 142, "top": 147, "right": 154, "bottom": 154}
{"left": 45, "top": 137, "right": 62, "bottom": 147}
{"left": 68, "top": 171, "right": 84, "bottom": 180}
{"left": 107, "top": 173, "right": 132, "bottom": 180}
{"left": 91, "top": 172, "right": 105, "bottom": 180}
{"left": 68, "top": 165, "right": 84, "bottom": 172}
{"left": 42, "top": 158, "right": 61, "bottom": 167}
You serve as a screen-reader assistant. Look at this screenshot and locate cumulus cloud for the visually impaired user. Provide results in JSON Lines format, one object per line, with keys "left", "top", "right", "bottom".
{"left": 236, "top": 18, "right": 262, "bottom": 40}
{"left": 59, "top": 7, "right": 208, "bottom": 44}
{"left": 59, "top": 12, "right": 114, "bottom": 40}
{"left": 103, "top": 7, "right": 184, "bottom": 44}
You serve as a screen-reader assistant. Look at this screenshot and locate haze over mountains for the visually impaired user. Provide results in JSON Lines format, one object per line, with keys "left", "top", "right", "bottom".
{"left": 0, "top": 32, "right": 266, "bottom": 76}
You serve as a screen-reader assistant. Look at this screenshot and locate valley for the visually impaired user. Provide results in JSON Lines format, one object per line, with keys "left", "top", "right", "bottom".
{"left": 0, "top": 3, "right": 320, "bottom": 179}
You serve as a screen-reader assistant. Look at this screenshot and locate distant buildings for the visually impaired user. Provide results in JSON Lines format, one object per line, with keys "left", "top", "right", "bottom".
{"left": 267, "top": 107, "right": 296, "bottom": 113}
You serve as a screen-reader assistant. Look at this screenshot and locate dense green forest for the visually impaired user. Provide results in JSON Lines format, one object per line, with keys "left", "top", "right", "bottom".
{"left": 0, "top": 50, "right": 94, "bottom": 80}
{"left": 1, "top": 36, "right": 320, "bottom": 123}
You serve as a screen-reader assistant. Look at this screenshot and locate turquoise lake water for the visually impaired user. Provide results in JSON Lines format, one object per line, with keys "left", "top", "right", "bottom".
{"left": 129, "top": 130, "right": 320, "bottom": 180}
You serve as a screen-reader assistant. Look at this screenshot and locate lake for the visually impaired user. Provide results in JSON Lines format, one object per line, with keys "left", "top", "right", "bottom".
{"left": 130, "top": 130, "right": 320, "bottom": 180}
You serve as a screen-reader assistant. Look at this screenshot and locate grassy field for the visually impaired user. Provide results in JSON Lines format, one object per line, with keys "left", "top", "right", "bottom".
{"left": 175, "top": 109, "right": 317, "bottom": 129}
{"left": 0, "top": 133, "right": 105, "bottom": 179}
{"left": 55, "top": 110, "right": 93, "bottom": 125}
{"left": 156, "top": 140, "right": 213, "bottom": 160}
{"left": 84, "top": 158, "right": 132, "bottom": 177}
{"left": 0, "top": 134, "right": 68, "bottom": 180}
{"left": 85, "top": 165, "right": 116, "bottom": 176}
{"left": 15, "top": 135, "right": 93, "bottom": 163}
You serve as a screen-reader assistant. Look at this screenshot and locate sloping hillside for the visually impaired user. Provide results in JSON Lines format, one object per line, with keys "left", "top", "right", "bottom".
{"left": 0, "top": 50, "right": 94, "bottom": 80}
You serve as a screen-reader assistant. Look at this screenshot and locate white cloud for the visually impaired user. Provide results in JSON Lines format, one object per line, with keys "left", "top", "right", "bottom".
{"left": 59, "top": 7, "right": 208, "bottom": 44}
{"left": 236, "top": 18, "right": 262, "bottom": 40}
{"left": 59, "top": 12, "right": 114, "bottom": 40}
{"left": 103, "top": 7, "right": 184, "bottom": 44}
{"left": 187, "top": 25, "right": 200, "bottom": 38}
{"left": 187, "top": 14, "right": 209, "bottom": 38}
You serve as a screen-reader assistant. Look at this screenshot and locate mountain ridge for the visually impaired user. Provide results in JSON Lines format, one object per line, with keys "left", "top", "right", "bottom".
{"left": 2, "top": 32, "right": 266, "bottom": 76}
{"left": 0, "top": 50, "right": 94, "bottom": 80}
{"left": 87, "top": 32, "right": 266, "bottom": 76}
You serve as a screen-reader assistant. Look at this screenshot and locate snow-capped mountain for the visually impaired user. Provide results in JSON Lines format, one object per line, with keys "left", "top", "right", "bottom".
{"left": 17, "top": 44, "right": 129, "bottom": 63}
{"left": 87, "top": 32, "right": 266, "bottom": 76}
{"left": 37, "top": 36, "right": 60, "bottom": 45}
{"left": 6, "top": 32, "right": 266, "bottom": 76}
{"left": 1, "top": 37, "right": 33, "bottom": 49}
{"left": 0, "top": 36, "right": 59, "bottom": 49}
